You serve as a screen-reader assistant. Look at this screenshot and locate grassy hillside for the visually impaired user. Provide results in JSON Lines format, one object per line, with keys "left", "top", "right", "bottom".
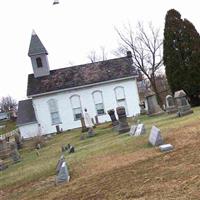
{"left": 1, "top": 107, "right": 200, "bottom": 200}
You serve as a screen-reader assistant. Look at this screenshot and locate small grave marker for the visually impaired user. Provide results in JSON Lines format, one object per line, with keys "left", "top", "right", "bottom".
{"left": 135, "top": 124, "right": 145, "bottom": 136}
{"left": 129, "top": 125, "right": 137, "bottom": 136}
{"left": 159, "top": 144, "right": 173, "bottom": 152}
{"left": 149, "top": 126, "right": 163, "bottom": 146}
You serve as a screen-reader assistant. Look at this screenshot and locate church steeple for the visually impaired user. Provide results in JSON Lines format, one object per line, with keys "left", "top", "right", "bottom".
{"left": 28, "top": 30, "right": 50, "bottom": 78}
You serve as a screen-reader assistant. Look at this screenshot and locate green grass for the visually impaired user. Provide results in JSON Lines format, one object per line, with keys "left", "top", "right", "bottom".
{"left": 1, "top": 107, "right": 200, "bottom": 199}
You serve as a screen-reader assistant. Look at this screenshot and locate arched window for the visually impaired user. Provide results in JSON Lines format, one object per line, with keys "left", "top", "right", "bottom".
{"left": 36, "top": 57, "right": 43, "bottom": 68}
{"left": 114, "top": 86, "right": 128, "bottom": 114}
{"left": 70, "top": 95, "right": 82, "bottom": 120}
{"left": 92, "top": 91, "right": 105, "bottom": 115}
{"left": 48, "top": 99, "right": 61, "bottom": 125}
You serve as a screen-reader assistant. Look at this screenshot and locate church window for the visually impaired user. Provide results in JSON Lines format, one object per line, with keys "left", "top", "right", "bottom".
{"left": 36, "top": 57, "right": 43, "bottom": 68}
{"left": 70, "top": 95, "right": 82, "bottom": 120}
{"left": 48, "top": 99, "right": 61, "bottom": 125}
{"left": 92, "top": 91, "right": 105, "bottom": 115}
{"left": 114, "top": 86, "right": 128, "bottom": 114}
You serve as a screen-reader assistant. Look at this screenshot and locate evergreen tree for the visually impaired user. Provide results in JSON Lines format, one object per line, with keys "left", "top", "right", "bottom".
{"left": 164, "top": 9, "right": 200, "bottom": 106}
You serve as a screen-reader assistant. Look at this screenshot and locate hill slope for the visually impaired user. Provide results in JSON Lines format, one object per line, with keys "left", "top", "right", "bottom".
{"left": 1, "top": 108, "right": 200, "bottom": 200}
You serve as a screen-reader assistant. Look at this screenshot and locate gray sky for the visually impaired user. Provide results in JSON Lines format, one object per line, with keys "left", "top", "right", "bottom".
{"left": 0, "top": 0, "right": 199, "bottom": 101}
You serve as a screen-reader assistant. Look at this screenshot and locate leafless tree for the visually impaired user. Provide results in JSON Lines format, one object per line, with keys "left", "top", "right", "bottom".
{"left": 0, "top": 96, "right": 17, "bottom": 112}
{"left": 115, "top": 22, "right": 164, "bottom": 107}
{"left": 87, "top": 46, "right": 107, "bottom": 63}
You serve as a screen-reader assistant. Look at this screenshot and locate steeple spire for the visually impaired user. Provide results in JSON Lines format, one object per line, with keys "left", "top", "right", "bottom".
{"left": 28, "top": 31, "right": 48, "bottom": 57}
{"left": 28, "top": 30, "right": 50, "bottom": 78}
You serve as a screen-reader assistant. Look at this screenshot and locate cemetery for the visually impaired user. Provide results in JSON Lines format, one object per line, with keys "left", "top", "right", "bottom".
{"left": 1, "top": 106, "right": 200, "bottom": 200}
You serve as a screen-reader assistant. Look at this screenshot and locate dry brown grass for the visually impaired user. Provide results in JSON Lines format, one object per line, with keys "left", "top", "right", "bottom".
{"left": 1, "top": 109, "right": 200, "bottom": 200}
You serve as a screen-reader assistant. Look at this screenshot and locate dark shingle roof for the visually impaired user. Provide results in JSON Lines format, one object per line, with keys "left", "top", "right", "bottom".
{"left": 27, "top": 56, "right": 137, "bottom": 96}
{"left": 16, "top": 99, "right": 37, "bottom": 126}
{"left": 28, "top": 32, "right": 48, "bottom": 56}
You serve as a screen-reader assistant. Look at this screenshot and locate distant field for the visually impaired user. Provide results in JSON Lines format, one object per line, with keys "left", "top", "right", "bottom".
{"left": 1, "top": 107, "right": 200, "bottom": 200}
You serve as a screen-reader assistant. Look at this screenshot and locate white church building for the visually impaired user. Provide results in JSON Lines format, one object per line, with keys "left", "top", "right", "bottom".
{"left": 17, "top": 32, "right": 140, "bottom": 139}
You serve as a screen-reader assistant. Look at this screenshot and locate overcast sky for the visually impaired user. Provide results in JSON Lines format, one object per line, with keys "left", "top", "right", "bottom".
{"left": 0, "top": 0, "right": 199, "bottom": 101}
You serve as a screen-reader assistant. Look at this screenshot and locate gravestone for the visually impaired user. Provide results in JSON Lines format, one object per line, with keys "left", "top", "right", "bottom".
{"left": 174, "top": 90, "right": 193, "bottom": 117}
{"left": 56, "top": 161, "right": 70, "bottom": 184}
{"left": 66, "top": 144, "right": 75, "bottom": 153}
{"left": 80, "top": 116, "right": 88, "bottom": 132}
{"left": 56, "top": 155, "right": 65, "bottom": 174}
{"left": 91, "top": 118, "right": 96, "bottom": 128}
{"left": 107, "top": 109, "right": 119, "bottom": 127}
{"left": 145, "top": 91, "right": 164, "bottom": 116}
{"left": 129, "top": 125, "right": 137, "bottom": 136}
{"left": 95, "top": 115, "right": 99, "bottom": 125}
{"left": 116, "top": 106, "right": 130, "bottom": 134}
{"left": 149, "top": 126, "right": 163, "bottom": 146}
{"left": 165, "top": 95, "right": 177, "bottom": 114}
{"left": 134, "top": 124, "right": 145, "bottom": 136}
{"left": 87, "top": 127, "right": 95, "bottom": 137}
{"left": 159, "top": 144, "right": 173, "bottom": 152}
{"left": 139, "top": 102, "right": 147, "bottom": 115}
{"left": 14, "top": 131, "right": 22, "bottom": 149}
{"left": 84, "top": 109, "right": 95, "bottom": 137}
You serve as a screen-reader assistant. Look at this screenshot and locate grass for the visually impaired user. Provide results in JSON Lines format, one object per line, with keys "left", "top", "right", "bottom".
{"left": 0, "top": 120, "right": 16, "bottom": 135}
{"left": 1, "top": 107, "right": 200, "bottom": 199}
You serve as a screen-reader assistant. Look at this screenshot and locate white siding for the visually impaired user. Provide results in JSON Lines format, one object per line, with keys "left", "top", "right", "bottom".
{"left": 32, "top": 79, "right": 140, "bottom": 134}
{"left": 19, "top": 123, "right": 39, "bottom": 139}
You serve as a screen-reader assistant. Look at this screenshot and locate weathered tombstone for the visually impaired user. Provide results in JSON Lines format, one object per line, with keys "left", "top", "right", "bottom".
{"left": 159, "top": 144, "right": 173, "bottom": 152}
{"left": 91, "top": 118, "right": 96, "bottom": 128}
{"left": 56, "top": 125, "right": 61, "bottom": 134}
{"left": 66, "top": 144, "right": 75, "bottom": 153}
{"left": 84, "top": 109, "right": 95, "bottom": 137}
{"left": 87, "top": 128, "right": 95, "bottom": 137}
{"left": 80, "top": 116, "right": 87, "bottom": 133}
{"left": 149, "top": 126, "right": 163, "bottom": 146}
{"left": 145, "top": 91, "right": 164, "bottom": 116}
{"left": 56, "top": 155, "right": 65, "bottom": 174}
{"left": 129, "top": 125, "right": 137, "bottom": 136}
{"left": 134, "top": 124, "right": 145, "bottom": 136}
{"left": 95, "top": 115, "right": 99, "bottom": 125}
{"left": 56, "top": 161, "right": 70, "bottom": 184}
{"left": 174, "top": 90, "right": 193, "bottom": 117}
{"left": 10, "top": 142, "right": 21, "bottom": 163}
{"left": 14, "top": 131, "right": 22, "bottom": 149}
{"left": 107, "top": 109, "right": 119, "bottom": 127}
{"left": 116, "top": 106, "right": 130, "bottom": 134}
{"left": 139, "top": 102, "right": 147, "bottom": 115}
{"left": 165, "top": 95, "right": 177, "bottom": 114}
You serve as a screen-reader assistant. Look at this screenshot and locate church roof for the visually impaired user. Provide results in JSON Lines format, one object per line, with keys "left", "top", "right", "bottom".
{"left": 27, "top": 56, "right": 138, "bottom": 97}
{"left": 16, "top": 99, "right": 37, "bottom": 126}
{"left": 28, "top": 31, "right": 48, "bottom": 56}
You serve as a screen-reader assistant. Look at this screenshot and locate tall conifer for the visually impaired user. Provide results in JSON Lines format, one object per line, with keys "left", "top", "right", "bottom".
{"left": 164, "top": 9, "right": 200, "bottom": 105}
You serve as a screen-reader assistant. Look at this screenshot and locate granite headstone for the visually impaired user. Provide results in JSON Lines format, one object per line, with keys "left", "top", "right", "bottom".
{"left": 56, "top": 161, "right": 70, "bottom": 184}
{"left": 149, "top": 126, "right": 163, "bottom": 146}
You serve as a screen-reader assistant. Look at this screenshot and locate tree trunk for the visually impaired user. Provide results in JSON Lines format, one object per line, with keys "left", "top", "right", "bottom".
{"left": 150, "top": 80, "right": 164, "bottom": 109}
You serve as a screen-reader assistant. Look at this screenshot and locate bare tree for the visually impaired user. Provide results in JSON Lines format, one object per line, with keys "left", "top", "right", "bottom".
{"left": 87, "top": 46, "right": 107, "bottom": 63}
{"left": 115, "top": 22, "right": 164, "bottom": 107}
{"left": 0, "top": 96, "right": 17, "bottom": 112}
{"left": 88, "top": 51, "right": 98, "bottom": 63}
